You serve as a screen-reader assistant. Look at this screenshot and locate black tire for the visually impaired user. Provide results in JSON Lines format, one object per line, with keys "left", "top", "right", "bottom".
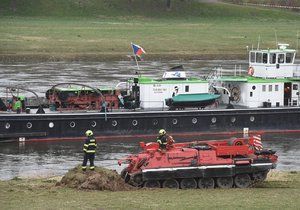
{"left": 180, "top": 178, "right": 197, "bottom": 189}
{"left": 124, "top": 173, "right": 130, "bottom": 183}
{"left": 198, "top": 178, "right": 215, "bottom": 189}
{"left": 120, "top": 168, "right": 127, "bottom": 179}
{"left": 253, "top": 171, "right": 268, "bottom": 182}
{"left": 144, "top": 180, "right": 161, "bottom": 188}
{"left": 234, "top": 174, "right": 252, "bottom": 188}
{"left": 132, "top": 174, "right": 143, "bottom": 186}
{"left": 216, "top": 177, "right": 233, "bottom": 189}
{"left": 162, "top": 179, "right": 179, "bottom": 189}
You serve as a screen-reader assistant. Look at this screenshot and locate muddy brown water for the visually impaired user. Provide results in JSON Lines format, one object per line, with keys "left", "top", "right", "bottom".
{"left": 0, "top": 60, "right": 299, "bottom": 180}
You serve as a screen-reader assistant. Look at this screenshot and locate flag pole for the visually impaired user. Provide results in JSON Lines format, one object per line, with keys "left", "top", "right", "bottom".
{"left": 134, "top": 55, "right": 140, "bottom": 71}
{"left": 131, "top": 42, "right": 140, "bottom": 76}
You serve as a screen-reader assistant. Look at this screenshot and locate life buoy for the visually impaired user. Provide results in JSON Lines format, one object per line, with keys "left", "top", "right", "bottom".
{"left": 248, "top": 67, "right": 254, "bottom": 76}
{"left": 228, "top": 138, "right": 244, "bottom": 146}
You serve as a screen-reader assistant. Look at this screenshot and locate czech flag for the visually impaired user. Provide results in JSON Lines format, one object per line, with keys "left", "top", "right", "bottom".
{"left": 131, "top": 43, "right": 146, "bottom": 57}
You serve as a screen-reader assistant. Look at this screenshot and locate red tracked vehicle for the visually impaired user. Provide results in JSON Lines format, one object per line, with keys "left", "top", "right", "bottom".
{"left": 118, "top": 136, "right": 278, "bottom": 189}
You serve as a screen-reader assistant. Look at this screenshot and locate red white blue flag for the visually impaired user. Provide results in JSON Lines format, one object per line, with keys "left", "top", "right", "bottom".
{"left": 131, "top": 43, "right": 146, "bottom": 57}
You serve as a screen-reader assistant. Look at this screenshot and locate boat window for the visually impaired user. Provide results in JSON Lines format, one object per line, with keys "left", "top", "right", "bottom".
{"left": 250, "top": 52, "right": 255, "bottom": 63}
{"left": 293, "top": 84, "right": 298, "bottom": 90}
{"left": 250, "top": 92, "right": 253, "bottom": 97}
{"left": 275, "top": 85, "right": 279, "bottom": 91}
{"left": 263, "top": 53, "right": 268, "bottom": 64}
{"left": 262, "top": 85, "right": 266, "bottom": 92}
{"left": 269, "top": 53, "right": 276, "bottom": 64}
{"left": 286, "top": 53, "right": 293, "bottom": 63}
{"left": 269, "top": 85, "right": 272, "bottom": 92}
{"left": 252, "top": 85, "right": 256, "bottom": 90}
{"left": 185, "top": 85, "right": 189, "bottom": 92}
{"left": 293, "top": 100, "right": 298, "bottom": 106}
{"left": 256, "top": 53, "right": 262, "bottom": 63}
{"left": 278, "top": 54, "right": 285, "bottom": 63}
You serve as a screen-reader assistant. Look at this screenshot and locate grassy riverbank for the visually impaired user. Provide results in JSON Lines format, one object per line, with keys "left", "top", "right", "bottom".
{"left": 0, "top": 171, "right": 299, "bottom": 209}
{"left": 0, "top": 1, "right": 299, "bottom": 61}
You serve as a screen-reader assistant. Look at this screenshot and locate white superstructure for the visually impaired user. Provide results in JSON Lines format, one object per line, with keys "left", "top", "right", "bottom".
{"left": 249, "top": 44, "right": 300, "bottom": 78}
{"left": 213, "top": 43, "right": 300, "bottom": 108}
{"left": 136, "top": 71, "right": 209, "bottom": 109}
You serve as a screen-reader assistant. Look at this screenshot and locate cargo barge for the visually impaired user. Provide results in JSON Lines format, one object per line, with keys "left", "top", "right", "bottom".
{"left": 1, "top": 43, "right": 300, "bottom": 142}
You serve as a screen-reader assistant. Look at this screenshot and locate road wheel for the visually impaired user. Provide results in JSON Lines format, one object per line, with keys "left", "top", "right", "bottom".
{"left": 162, "top": 179, "right": 179, "bottom": 189}
{"left": 198, "top": 178, "right": 215, "bottom": 189}
{"left": 143, "top": 180, "right": 161, "bottom": 188}
{"left": 253, "top": 171, "right": 268, "bottom": 182}
{"left": 132, "top": 174, "right": 143, "bottom": 186}
{"left": 180, "top": 178, "right": 197, "bottom": 189}
{"left": 234, "top": 174, "right": 252, "bottom": 188}
{"left": 216, "top": 177, "right": 233, "bottom": 189}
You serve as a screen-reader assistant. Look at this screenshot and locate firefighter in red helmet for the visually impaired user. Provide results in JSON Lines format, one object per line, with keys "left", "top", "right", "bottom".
{"left": 82, "top": 130, "right": 97, "bottom": 171}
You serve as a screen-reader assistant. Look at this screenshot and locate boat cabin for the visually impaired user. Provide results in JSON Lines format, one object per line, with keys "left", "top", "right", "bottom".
{"left": 133, "top": 70, "right": 209, "bottom": 109}
{"left": 249, "top": 43, "right": 300, "bottom": 78}
{"left": 214, "top": 43, "right": 300, "bottom": 108}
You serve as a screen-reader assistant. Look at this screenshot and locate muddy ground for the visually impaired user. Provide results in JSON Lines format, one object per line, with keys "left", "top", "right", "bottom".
{"left": 58, "top": 166, "right": 134, "bottom": 191}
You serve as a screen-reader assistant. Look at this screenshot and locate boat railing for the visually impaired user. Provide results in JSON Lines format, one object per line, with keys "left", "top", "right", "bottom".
{"left": 209, "top": 65, "right": 247, "bottom": 79}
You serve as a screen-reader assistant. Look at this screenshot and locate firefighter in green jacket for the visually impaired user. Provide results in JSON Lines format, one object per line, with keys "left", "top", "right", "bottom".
{"left": 13, "top": 97, "right": 22, "bottom": 114}
{"left": 82, "top": 130, "right": 97, "bottom": 171}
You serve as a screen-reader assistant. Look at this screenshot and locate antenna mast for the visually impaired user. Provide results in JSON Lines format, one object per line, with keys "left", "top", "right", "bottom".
{"left": 257, "top": 35, "right": 261, "bottom": 50}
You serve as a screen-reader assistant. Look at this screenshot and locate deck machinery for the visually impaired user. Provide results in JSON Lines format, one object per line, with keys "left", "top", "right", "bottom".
{"left": 118, "top": 136, "right": 278, "bottom": 189}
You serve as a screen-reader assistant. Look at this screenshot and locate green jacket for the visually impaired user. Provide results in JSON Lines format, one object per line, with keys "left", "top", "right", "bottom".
{"left": 13, "top": 100, "right": 21, "bottom": 110}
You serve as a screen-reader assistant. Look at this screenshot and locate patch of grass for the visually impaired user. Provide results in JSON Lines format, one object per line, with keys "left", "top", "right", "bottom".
{"left": 0, "top": 171, "right": 299, "bottom": 210}
{"left": 0, "top": 16, "right": 299, "bottom": 61}
{"left": 0, "top": 1, "right": 299, "bottom": 61}
{"left": 0, "top": 0, "right": 299, "bottom": 19}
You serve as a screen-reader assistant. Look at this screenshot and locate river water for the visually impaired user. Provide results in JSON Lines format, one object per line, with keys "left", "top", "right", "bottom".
{"left": 0, "top": 60, "right": 299, "bottom": 180}
{"left": 0, "top": 59, "right": 248, "bottom": 97}
{"left": 0, "top": 134, "right": 299, "bottom": 180}
{"left": 0, "top": 138, "right": 136, "bottom": 180}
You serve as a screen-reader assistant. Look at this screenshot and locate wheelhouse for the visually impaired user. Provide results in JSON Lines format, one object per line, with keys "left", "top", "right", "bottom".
{"left": 249, "top": 44, "right": 299, "bottom": 78}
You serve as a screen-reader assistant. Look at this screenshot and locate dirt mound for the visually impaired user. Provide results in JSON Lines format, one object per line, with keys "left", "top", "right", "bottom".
{"left": 58, "top": 166, "right": 134, "bottom": 191}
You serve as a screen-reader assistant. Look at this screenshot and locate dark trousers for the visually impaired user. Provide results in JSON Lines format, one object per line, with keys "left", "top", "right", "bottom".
{"left": 82, "top": 153, "right": 95, "bottom": 170}
{"left": 159, "top": 143, "right": 167, "bottom": 149}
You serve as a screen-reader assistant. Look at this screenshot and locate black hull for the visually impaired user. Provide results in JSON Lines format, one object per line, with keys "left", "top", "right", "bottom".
{"left": 1, "top": 107, "right": 300, "bottom": 142}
